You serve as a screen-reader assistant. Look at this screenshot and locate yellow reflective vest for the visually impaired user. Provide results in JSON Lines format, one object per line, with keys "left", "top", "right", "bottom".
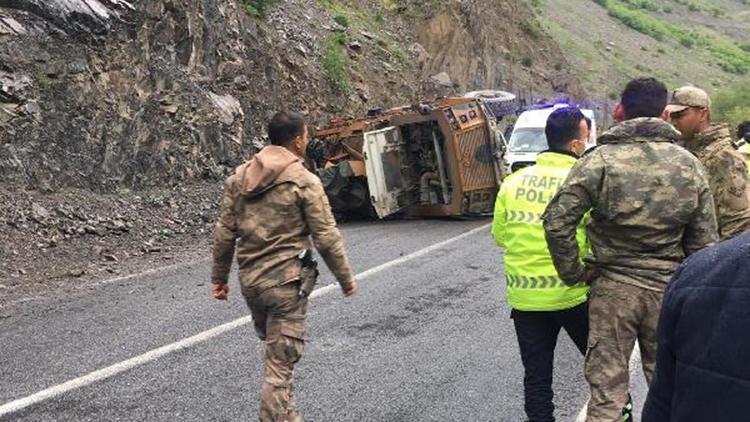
{"left": 492, "top": 152, "right": 589, "bottom": 311}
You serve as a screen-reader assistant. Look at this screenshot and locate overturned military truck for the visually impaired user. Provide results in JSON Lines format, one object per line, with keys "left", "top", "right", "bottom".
{"left": 310, "top": 95, "right": 515, "bottom": 219}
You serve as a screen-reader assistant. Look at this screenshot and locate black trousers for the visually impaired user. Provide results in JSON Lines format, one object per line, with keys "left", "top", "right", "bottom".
{"left": 511, "top": 302, "right": 589, "bottom": 422}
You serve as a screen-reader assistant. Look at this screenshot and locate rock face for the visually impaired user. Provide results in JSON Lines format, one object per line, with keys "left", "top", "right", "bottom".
{"left": 0, "top": 0, "right": 133, "bottom": 36}
{"left": 416, "top": 0, "right": 582, "bottom": 97}
{"left": 0, "top": 0, "right": 583, "bottom": 192}
{"left": 1, "top": 0, "right": 283, "bottom": 191}
{"left": 0, "top": 0, "right": 586, "bottom": 292}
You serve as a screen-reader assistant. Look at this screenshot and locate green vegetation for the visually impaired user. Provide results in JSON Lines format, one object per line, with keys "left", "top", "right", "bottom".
{"left": 591, "top": 0, "right": 750, "bottom": 74}
{"left": 621, "top": 0, "right": 662, "bottom": 12}
{"left": 519, "top": 18, "right": 543, "bottom": 39}
{"left": 709, "top": 40, "right": 750, "bottom": 75}
{"left": 317, "top": 0, "right": 388, "bottom": 31}
{"left": 521, "top": 56, "right": 534, "bottom": 67}
{"left": 333, "top": 14, "right": 350, "bottom": 28}
{"left": 673, "top": 0, "right": 725, "bottom": 17}
{"left": 374, "top": 9, "right": 385, "bottom": 24}
{"left": 612, "top": 0, "right": 725, "bottom": 16}
{"left": 380, "top": 0, "right": 449, "bottom": 18}
{"left": 593, "top": 0, "right": 676, "bottom": 40}
{"left": 35, "top": 70, "right": 52, "bottom": 93}
{"left": 240, "top": 0, "right": 278, "bottom": 18}
{"left": 392, "top": 46, "right": 409, "bottom": 65}
{"left": 332, "top": 32, "right": 348, "bottom": 46}
{"left": 322, "top": 33, "right": 351, "bottom": 94}
{"left": 713, "top": 79, "right": 750, "bottom": 129}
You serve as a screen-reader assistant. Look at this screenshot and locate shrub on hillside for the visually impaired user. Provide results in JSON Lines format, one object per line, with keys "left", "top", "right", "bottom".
{"left": 323, "top": 34, "right": 351, "bottom": 93}
{"left": 240, "top": 0, "right": 278, "bottom": 17}
{"left": 334, "top": 14, "right": 350, "bottom": 28}
{"left": 713, "top": 79, "right": 750, "bottom": 129}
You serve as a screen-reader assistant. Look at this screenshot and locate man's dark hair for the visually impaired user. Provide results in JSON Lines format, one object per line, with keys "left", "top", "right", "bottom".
{"left": 738, "top": 121, "right": 750, "bottom": 140}
{"left": 546, "top": 107, "right": 586, "bottom": 151}
{"left": 620, "top": 78, "right": 668, "bottom": 119}
{"left": 268, "top": 111, "right": 306, "bottom": 146}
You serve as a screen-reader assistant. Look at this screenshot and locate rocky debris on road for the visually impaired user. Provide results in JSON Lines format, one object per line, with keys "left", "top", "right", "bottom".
{"left": 0, "top": 182, "right": 222, "bottom": 299}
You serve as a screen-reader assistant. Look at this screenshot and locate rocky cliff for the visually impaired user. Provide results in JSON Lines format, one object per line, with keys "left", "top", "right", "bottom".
{"left": 0, "top": 0, "right": 582, "bottom": 192}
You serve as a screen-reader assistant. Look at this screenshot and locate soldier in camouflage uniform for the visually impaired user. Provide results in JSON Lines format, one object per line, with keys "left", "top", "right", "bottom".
{"left": 666, "top": 86, "right": 750, "bottom": 239}
{"left": 211, "top": 111, "right": 359, "bottom": 422}
{"left": 542, "top": 78, "right": 719, "bottom": 422}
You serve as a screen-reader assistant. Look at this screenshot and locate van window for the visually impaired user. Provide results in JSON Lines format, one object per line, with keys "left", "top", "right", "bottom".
{"left": 509, "top": 128, "right": 548, "bottom": 152}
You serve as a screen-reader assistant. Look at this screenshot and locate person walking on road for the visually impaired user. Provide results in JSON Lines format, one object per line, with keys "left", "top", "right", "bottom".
{"left": 492, "top": 107, "right": 633, "bottom": 422}
{"left": 666, "top": 86, "right": 750, "bottom": 239}
{"left": 210, "top": 111, "right": 359, "bottom": 422}
{"left": 543, "top": 78, "right": 719, "bottom": 422}
{"left": 643, "top": 232, "right": 750, "bottom": 422}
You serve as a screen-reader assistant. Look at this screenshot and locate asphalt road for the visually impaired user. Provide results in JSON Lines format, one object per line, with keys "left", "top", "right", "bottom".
{"left": 0, "top": 219, "right": 647, "bottom": 421}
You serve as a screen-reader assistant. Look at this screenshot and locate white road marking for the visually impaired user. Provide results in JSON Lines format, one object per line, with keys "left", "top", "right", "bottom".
{"left": 0, "top": 223, "right": 490, "bottom": 417}
{"left": 575, "top": 343, "right": 642, "bottom": 422}
{"left": 0, "top": 222, "right": 405, "bottom": 308}
{"left": 95, "top": 260, "right": 209, "bottom": 286}
{"left": 0, "top": 260, "right": 213, "bottom": 310}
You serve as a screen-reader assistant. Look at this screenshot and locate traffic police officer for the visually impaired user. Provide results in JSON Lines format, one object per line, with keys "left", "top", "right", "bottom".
{"left": 492, "top": 107, "right": 612, "bottom": 422}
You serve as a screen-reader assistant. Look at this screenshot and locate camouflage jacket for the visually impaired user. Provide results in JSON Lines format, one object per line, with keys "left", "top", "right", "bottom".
{"left": 543, "top": 118, "right": 719, "bottom": 291}
{"left": 211, "top": 146, "right": 355, "bottom": 297}
{"left": 684, "top": 124, "right": 750, "bottom": 240}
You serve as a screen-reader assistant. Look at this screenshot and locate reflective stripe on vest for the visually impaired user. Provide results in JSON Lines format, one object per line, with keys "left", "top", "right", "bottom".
{"left": 505, "top": 274, "right": 586, "bottom": 289}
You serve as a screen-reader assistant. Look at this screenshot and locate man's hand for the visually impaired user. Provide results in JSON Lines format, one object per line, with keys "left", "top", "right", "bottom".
{"left": 582, "top": 266, "right": 600, "bottom": 285}
{"left": 212, "top": 283, "right": 229, "bottom": 300}
{"left": 341, "top": 280, "right": 358, "bottom": 297}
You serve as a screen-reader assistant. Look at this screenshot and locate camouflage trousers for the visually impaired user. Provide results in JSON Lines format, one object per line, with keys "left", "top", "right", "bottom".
{"left": 585, "top": 277, "right": 662, "bottom": 422}
{"left": 246, "top": 282, "right": 307, "bottom": 422}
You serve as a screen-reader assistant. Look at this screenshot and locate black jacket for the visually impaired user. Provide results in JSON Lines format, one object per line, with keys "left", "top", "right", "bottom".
{"left": 643, "top": 232, "right": 750, "bottom": 421}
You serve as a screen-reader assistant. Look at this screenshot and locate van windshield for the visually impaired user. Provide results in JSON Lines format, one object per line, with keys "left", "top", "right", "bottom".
{"left": 509, "top": 128, "right": 548, "bottom": 152}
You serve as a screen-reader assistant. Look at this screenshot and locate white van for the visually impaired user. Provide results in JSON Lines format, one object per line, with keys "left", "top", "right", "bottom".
{"left": 503, "top": 104, "right": 597, "bottom": 174}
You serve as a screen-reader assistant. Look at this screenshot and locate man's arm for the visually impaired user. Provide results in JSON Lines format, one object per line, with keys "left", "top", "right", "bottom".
{"left": 542, "top": 153, "right": 604, "bottom": 285}
{"left": 211, "top": 176, "right": 239, "bottom": 288}
{"left": 301, "top": 179, "right": 356, "bottom": 291}
{"left": 683, "top": 167, "right": 719, "bottom": 255}
{"left": 709, "top": 149, "right": 749, "bottom": 238}
{"left": 491, "top": 182, "right": 510, "bottom": 247}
